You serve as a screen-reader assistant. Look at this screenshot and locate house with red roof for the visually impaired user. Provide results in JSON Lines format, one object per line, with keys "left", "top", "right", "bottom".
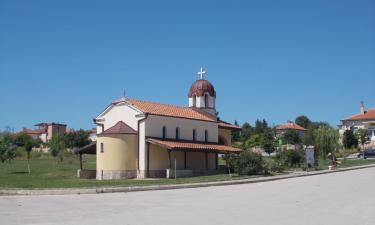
{"left": 276, "top": 121, "right": 307, "bottom": 137}
{"left": 338, "top": 102, "right": 375, "bottom": 142}
{"left": 87, "top": 68, "right": 241, "bottom": 180}
{"left": 23, "top": 122, "right": 67, "bottom": 143}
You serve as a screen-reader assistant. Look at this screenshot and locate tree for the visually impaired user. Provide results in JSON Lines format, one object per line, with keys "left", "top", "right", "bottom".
{"left": 254, "top": 119, "right": 268, "bottom": 134}
{"left": 15, "top": 132, "right": 41, "bottom": 173}
{"left": 295, "top": 115, "right": 312, "bottom": 129}
{"left": 244, "top": 134, "right": 262, "bottom": 148}
{"left": 49, "top": 134, "right": 66, "bottom": 162}
{"left": 342, "top": 129, "right": 358, "bottom": 149}
{"left": 241, "top": 122, "right": 253, "bottom": 141}
{"left": 314, "top": 125, "right": 339, "bottom": 159}
{"left": 282, "top": 130, "right": 301, "bottom": 145}
{"left": 235, "top": 151, "right": 264, "bottom": 175}
{"left": 261, "top": 129, "right": 275, "bottom": 155}
{"left": 356, "top": 128, "right": 369, "bottom": 146}
{"left": 231, "top": 120, "right": 241, "bottom": 142}
{"left": 0, "top": 133, "right": 17, "bottom": 163}
{"left": 63, "top": 129, "right": 91, "bottom": 149}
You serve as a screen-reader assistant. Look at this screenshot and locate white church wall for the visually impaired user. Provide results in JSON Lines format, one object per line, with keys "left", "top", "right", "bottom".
{"left": 145, "top": 115, "right": 218, "bottom": 143}
{"left": 96, "top": 103, "right": 140, "bottom": 133}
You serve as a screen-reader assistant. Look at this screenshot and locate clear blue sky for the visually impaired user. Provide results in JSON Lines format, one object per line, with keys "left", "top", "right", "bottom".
{"left": 1, "top": 0, "right": 374, "bottom": 131}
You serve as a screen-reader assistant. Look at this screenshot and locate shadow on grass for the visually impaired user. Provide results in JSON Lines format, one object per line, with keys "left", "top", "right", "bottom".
{"left": 10, "top": 171, "right": 29, "bottom": 175}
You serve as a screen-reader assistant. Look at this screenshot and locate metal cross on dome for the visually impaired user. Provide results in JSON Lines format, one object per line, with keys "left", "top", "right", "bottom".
{"left": 197, "top": 67, "right": 206, "bottom": 80}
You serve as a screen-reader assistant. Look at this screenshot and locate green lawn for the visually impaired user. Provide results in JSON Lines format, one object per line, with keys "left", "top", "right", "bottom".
{"left": 1, "top": 154, "right": 374, "bottom": 189}
{"left": 0, "top": 155, "right": 251, "bottom": 189}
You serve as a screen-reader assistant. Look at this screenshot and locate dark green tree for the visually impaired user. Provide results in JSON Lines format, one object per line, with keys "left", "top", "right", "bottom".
{"left": 342, "top": 129, "right": 358, "bottom": 149}
{"left": 261, "top": 129, "right": 275, "bottom": 155}
{"left": 295, "top": 115, "right": 312, "bottom": 129}
{"left": 231, "top": 120, "right": 241, "bottom": 142}
{"left": 63, "top": 129, "right": 91, "bottom": 149}
{"left": 0, "top": 133, "right": 17, "bottom": 163}
{"left": 241, "top": 122, "right": 253, "bottom": 141}
{"left": 282, "top": 130, "right": 301, "bottom": 145}
{"left": 314, "top": 125, "right": 339, "bottom": 159}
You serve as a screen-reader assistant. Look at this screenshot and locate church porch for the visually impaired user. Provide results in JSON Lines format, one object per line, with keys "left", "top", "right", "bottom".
{"left": 146, "top": 138, "right": 241, "bottom": 178}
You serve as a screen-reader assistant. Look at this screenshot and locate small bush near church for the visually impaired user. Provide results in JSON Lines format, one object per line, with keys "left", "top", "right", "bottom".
{"left": 276, "top": 149, "right": 305, "bottom": 168}
{"left": 235, "top": 151, "right": 264, "bottom": 175}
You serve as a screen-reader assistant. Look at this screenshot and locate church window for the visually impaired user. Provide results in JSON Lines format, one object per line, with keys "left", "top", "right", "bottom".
{"left": 100, "top": 143, "right": 104, "bottom": 153}
{"left": 162, "top": 126, "right": 167, "bottom": 139}
{"left": 192, "top": 94, "right": 196, "bottom": 107}
{"left": 193, "top": 129, "right": 196, "bottom": 141}
{"left": 204, "top": 94, "right": 209, "bottom": 108}
{"left": 205, "top": 130, "right": 208, "bottom": 142}
{"left": 176, "top": 127, "right": 180, "bottom": 140}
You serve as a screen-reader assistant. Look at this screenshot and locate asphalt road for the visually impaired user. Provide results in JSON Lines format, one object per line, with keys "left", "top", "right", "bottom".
{"left": 1, "top": 167, "right": 375, "bottom": 225}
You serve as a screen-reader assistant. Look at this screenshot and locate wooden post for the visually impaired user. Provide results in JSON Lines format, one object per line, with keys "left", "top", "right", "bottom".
{"left": 79, "top": 153, "right": 83, "bottom": 170}
{"left": 215, "top": 153, "right": 218, "bottom": 170}
{"left": 168, "top": 149, "right": 171, "bottom": 169}
{"left": 184, "top": 151, "right": 187, "bottom": 169}
{"left": 205, "top": 152, "right": 208, "bottom": 170}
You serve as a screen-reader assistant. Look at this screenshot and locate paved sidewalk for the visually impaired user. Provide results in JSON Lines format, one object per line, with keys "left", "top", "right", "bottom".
{"left": 1, "top": 164, "right": 374, "bottom": 196}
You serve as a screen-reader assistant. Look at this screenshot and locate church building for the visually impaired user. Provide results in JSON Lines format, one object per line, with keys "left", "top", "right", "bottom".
{"left": 93, "top": 68, "right": 241, "bottom": 179}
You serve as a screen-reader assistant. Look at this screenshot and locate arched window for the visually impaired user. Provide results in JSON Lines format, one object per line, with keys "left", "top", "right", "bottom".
{"left": 204, "top": 94, "right": 209, "bottom": 108}
{"left": 175, "top": 127, "right": 180, "bottom": 140}
{"left": 192, "top": 94, "right": 196, "bottom": 107}
{"left": 162, "top": 126, "right": 167, "bottom": 139}
{"left": 204, "top": 130, "right": 208, "bottom": 142}
{"left": 100, "top": 143, "right": 104, "bottom": 153}
{"left": 192, "top": 129, "right": 196, "bottom": 141}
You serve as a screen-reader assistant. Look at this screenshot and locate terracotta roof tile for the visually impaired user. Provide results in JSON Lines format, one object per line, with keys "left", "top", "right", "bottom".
{"left": 126, "top": 98, "right": 217, "bottom": 122}
{"left": 100, "top": 121, "right": 137, "bottom": 135}
{"left": 218, "top": 120, "right": 241, "bottom": 130}
{"left": 147, "top": 138, "right": 242, "bottom": 153}
{"left": 343, "top": 109, "right": 375, "bottom": 121}
{"left": 23, "top": 128, "right": 47, "bottom": 135}
{"left": 276, "top": 122, "right": 307, "bottom": 131}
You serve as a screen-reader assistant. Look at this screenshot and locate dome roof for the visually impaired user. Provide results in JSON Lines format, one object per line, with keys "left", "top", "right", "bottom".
{"left": 188, "top": 79, "right": 216, "bottom": 97}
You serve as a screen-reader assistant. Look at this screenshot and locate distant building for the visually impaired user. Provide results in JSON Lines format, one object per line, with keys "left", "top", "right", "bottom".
{"left": 23, "top": 123, "right": 67, "bottom": 143}
{"left": 338, "top": 102, "right": 375, "bottom": 141}
{"left": 276, "top": 121, "right": 307, "bottom": 137}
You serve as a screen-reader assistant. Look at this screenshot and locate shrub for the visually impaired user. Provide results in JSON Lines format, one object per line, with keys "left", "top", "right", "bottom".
{"left": 276, "top": 149, "right": 305, "bottom": 168}
{"left": 235, "top": 151, "right": 264, "bottom": 175}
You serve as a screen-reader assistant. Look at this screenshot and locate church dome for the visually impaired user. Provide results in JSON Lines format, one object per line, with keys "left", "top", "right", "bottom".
{"left": 188, "top": 79, "right": 216, "bottom": 97}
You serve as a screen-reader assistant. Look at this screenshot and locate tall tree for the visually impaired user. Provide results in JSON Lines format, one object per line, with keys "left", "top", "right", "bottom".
{"left": 241, "top": 122, "right": 253, "bottom": 141}
{"left": 231, "top": 120, "right": 241, "bottom": 142}
{"left": 261, "top": 128, "right": 275, "bottom": 155}
{"left": 342, "top": 129, "right": 358, "bottom": 149}
{"left": 15, "top": 132, "right": 41, "bottom": 173}
{"left": 295, "top": 115, "right": 312, "bottom": 129}
{"left": 49, "top": 134, "right": 66, "bottom": 162}
{"left": 63, "top": 129, "right": 91, "bottom": 149}
{"left": 314, "top": 126, "right": 339, "bottom": 159}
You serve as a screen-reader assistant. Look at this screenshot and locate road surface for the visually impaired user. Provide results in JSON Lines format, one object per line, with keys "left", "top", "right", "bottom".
{"left": 1, "top": 167, "right": 375, "bottom": 225}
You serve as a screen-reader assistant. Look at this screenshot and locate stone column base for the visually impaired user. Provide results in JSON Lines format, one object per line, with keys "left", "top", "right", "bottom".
{"left": 96, "top": 170, "right": 137, "bottom": 180}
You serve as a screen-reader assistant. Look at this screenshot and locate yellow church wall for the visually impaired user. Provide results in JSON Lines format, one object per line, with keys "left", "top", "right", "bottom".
{"left": 96, "top": 134, "right": 137, "bottom": 179}
{"left": 218, "top": 128, "right": 232, "bottom": 146}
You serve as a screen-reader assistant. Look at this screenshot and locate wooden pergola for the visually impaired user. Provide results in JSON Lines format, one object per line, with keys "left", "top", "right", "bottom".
{"left": 74, "top": 141, "right": 96, "bottom": 170}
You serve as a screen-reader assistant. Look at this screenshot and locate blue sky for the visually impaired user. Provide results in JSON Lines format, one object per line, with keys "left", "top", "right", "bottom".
{"left": 0, "top": 0, "right": 374, "bottom": 131}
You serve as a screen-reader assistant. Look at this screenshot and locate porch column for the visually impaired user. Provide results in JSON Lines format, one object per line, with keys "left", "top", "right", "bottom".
{"left": 79, "top": 153, "right": 83, "bottom": 170}
{"left": 215, "top": 153, "right": 218, "bottom": 170}
{"left": 205, "top": 152, "right": 208, "bottom": 170}
{"left": 184, "top": 151, "right": 187, "bottom": 169}
{"left": 147, "top": 143, "right": 150, "bottom": 177}
{"left": 167, "top": 149, "right": 172, "bottom": 169}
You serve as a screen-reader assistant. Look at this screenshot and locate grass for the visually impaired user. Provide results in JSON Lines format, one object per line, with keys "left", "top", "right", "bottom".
{"left": 0, "top": 155, "right": 251, "bottom": 189}
{"left": 1, "top": 154, "right": 374, "bottom": 189}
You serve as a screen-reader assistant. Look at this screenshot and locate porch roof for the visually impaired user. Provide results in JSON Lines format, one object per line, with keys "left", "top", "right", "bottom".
{"left": 74, "top": 141, "right": 96, "bottom": 155}
{"left": 146, "top": 138, "right": 242, "bottom": 153}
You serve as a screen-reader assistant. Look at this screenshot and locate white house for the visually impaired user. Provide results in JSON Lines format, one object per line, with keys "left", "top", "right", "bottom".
{"left": 91, "top": 68, "right": 241, "bottom": 180}
{"left": 338, "top": 102, "right": 375, "bottom": 142}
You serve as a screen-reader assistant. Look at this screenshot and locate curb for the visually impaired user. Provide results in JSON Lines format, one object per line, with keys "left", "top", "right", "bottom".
{"left": 1, "top": 164, "right": 375, "bottom": 196}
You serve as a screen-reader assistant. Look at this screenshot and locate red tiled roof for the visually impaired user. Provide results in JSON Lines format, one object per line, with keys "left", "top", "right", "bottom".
{"left": 23, "top": 128, "right": 47, "bottom": 135}
{"left": 188, "top": 79, "right": 216, "bottom": 97}
{"left": 147, "top": 138, "right": 242, "bottom": 153}
{"left": 342, "top": 109, "right": 375, "bottom": 121}
{"left": 99, "top": 121, "right": 137, "bottom": 135}
{"left": 276, "top": 122, "right": 307, "bottom": 131}
{"left": 218, "top": 120, "right": 241, "bottom": 130}
{"left": 126, "top": 99, "right": 217, "bottom": 122}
